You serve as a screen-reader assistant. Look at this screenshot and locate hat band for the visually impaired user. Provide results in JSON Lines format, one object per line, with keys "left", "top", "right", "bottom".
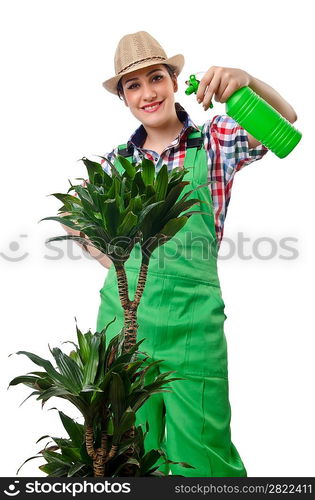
{"left": 117, "top": 56, "right": 167, "bottom": 75}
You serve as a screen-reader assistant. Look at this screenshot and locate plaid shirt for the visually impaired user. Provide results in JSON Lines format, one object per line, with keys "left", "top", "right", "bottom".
{"left": 99, "top": 106, "right": 268, "bottom": 247}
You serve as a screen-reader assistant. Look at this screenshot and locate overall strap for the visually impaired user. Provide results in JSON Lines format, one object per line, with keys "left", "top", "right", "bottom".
{"left": 183, "top": 126, "right": 204, "bottom": 174}
{"left": 117, "top": 125, "right": 205, "bottom": 172}
{"left": 116, "top": 143, "right": 133, "bottom": 163}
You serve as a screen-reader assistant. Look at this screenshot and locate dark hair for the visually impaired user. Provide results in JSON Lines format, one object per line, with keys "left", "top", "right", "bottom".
{"left": 117, "top": 63, "right": 176, "bottom": 100}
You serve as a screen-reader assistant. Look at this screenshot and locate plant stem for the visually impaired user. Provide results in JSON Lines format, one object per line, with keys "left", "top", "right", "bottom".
{"left": 132, "top": 260, "right": 149, "bottom": 310}
{"left": 114, "top": 259, "right": 150, "bottom": 353}
{"left": 114, "top": 264, "right": 135, "bottom": 353}
{"left": 123, "top": 307, "right": 138, "bottom": 353}
{"left": 115, "top": 265, "right": 130, "bottom": 309}
{"left": 85, "top": 425, "right": 95, "bottom": 460}
{"left": 85, "top": 425, "right": 113, "bottom": 477}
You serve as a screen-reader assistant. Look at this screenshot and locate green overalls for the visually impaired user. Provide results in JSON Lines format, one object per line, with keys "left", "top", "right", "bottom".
{"left": 96, "top": 128, "right": 247, "bottom": 477}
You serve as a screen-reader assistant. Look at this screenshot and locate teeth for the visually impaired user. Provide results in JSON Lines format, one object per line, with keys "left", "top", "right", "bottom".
{"left": 143, "top": 103, "right": 160, "bottom": 110}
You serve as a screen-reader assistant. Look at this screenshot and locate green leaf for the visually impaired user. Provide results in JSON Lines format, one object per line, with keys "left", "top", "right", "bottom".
{"left": 95, "top": 318, "right": 117, "bottom": 384}
{"left": 45, "top": 234, "right": 92, "bottom": 247}
{"left": 143, "top": 216, "right": 188, "bottom": 254}
{"left": 90, "top": 370, "right": 112, "bottom": 409}
{"left": 38, "top": 463, "right": 69, "bottom": 476}
{"left": 132, "top": 171, "right": 146, "bottom": 195}
{"left": 76, "top": 327, "right": 90, "bottom": 365}
{"left": 109, "top": 372, "right": 126, "bottom": 426}
{"left": 48, "top": 193, "right": 82, "bottom": 209}
{"left": 145, "top": 184, "right": 156, "bottom": 200}
{"left": 102, "top": 198, "right": 120, "bottom": 237}
{"left": 116, "top": 155, "right": 136, "bottom": 179}
{"left": 39, "top": 216, "right": 78, "bottom": 230}
{"left": 181, "top": 210, "right": 212, "bottom": 217}
{"left": 106, "top": 417, "right": 114, "bottom": 435}
{"left": 163, "top": 198, "right": 200, "bottom": 222}
{"left": 100, "top": 155, "right": 121, "bottom": 177}
{"left": 36, "top": 387, "right": 73, "bottom": 403}
{"left": 81, "top": 384, "right": 103, "bottom": 393}
{"left": 140, "top": 449, "right": 162, "bottom": 474}
{"left": 155, "top": 164, "right": 168, "bottom": 201}
{"left": 164, "top": 459, "right": 195, "bottom": 469}
{"left": 82, "top": 334, "right": 101, "bottom": 386}
{"left": 141, "top": 158, "right": 155, "bottom": 186}
{"left": 113, "top": 407, "right": 136, "bottom": 444}
{"left": 16, "top": 455, "right": 43, "bottom": 475}
{"left": 36, "top": 435, "right": 52, "bottom": 444}
{"left": 112, "top": 457, "right": 140, "bottom": 476}
{"left": 50, "top": 347, "right": 83, "bottom": 394}
{"left": 85, "top": 183, "right": 103, "bottom": 209}
{"left": 19, "top": 390, "right": 41, "bottom": 407}
{"left": 67, "top": 462, "right": 86, "bottom": 477}
{"left": 60, "top": 446, "right": 82, "bottom": 464}
{"left": 8, "top": 375, "right": 44, "bottom": 389}
{"left": 13, "top": 351, "right": 65, "bottom": 386}
{"left": 117, "top": 211, "right": 138, "bottom": 237}
{"left": 137, "top": 200, "right": 164, "bottom": 227}
{"left": 68, "top": 350, "right": 83, "bottom": 369}
{"left": 59, "top": 411, "right": 84, "bottom": 448}
{"left": 174, "top": 180, "right": 213, "bottom": 206}
{"left": 41, "top": 449, "right": 72, "bottom": 466}
{"left": 80, "top": 157, "right": 104, "bottom": 184}
{"left": 74, "top": 185, "right": 97, "bottom": 211}
{"left": 157, "top": 181, "right": 190, "bottom": 221}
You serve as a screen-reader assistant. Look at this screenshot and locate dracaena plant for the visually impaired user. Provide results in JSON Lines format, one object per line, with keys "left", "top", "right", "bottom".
{"left": 16, "top": 410, "right": 189, "bottom": 477}
{"left": 9, "top": 155, "right": 209, "bottom": 477}
{"left": 9, "top": 322, "right": 193, "bottom": 477}
{"left": 34, "top": 155, "right": 210, "bottom": 476}
{"left": 40, "top": 155, "right": 210, "bottom": 353}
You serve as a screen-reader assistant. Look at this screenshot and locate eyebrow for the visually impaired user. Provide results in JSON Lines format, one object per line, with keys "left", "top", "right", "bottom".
{"left": 124, "top": 68, "right": 163, "bottom": 85}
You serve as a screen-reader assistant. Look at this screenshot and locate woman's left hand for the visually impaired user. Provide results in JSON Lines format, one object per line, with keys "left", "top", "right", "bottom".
{"left": 196, "top": 66, "right": 252, "bottom": 110}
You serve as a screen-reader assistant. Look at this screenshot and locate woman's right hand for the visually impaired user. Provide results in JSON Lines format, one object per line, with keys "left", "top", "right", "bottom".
{"left": 60, "top": 212, "right": 112, "bottom": 269}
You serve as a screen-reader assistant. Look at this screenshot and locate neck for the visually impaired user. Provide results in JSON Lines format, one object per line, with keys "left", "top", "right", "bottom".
{"left": 142, "top": 112, "right": 183, "bottom": 153}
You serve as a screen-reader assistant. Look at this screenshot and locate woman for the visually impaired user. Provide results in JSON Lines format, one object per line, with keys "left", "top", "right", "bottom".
{"left": 65, "top": 31, "right": 297, "bottom": 476}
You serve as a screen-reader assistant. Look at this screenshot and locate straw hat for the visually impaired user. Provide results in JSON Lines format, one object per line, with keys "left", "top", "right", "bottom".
{"left": 102, "top": 31, "right": 185, "bottom": 95}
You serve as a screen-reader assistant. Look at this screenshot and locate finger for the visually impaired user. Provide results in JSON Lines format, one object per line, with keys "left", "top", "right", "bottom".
{"left": 215, "top": 79, "right": 229, "bottom": 102}
{"left": 220, "top": 82, "right": 239, "bottom": 103}
{"left": 196, "top": 67, "right": 215, "bottom": 102}
{"left": 202, "top": 72, "right": 222, "bottom": 109}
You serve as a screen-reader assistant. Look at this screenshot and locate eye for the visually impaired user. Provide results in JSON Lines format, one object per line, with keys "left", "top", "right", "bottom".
{"left": 127, "top": 82, "right": 139, "bottom": 90}
{"left": 153, "top": 74, "right": 163, "bottom": 82}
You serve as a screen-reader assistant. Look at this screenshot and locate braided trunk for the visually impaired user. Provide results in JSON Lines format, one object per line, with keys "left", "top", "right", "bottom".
{"left": 114, "top": 260, "right": 149, "bottom": 475}
{"left": 115, "top": 261, "right": 149, "bottom": 353}
{"left": 85, "top": 425, "right": 118, "bottom": 477}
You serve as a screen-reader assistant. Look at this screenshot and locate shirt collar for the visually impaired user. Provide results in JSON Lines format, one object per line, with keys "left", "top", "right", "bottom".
{"left": 127, "top": 104, "right": 200, "bottom": 149}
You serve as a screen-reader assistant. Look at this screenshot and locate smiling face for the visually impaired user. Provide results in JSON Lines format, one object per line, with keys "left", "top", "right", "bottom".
{"left": 120, "top": 64, "right": 178, "bottom": 128}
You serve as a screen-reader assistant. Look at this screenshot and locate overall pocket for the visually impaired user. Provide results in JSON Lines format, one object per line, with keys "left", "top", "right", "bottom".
{"left": 183, "top": 284, "right": 228, "bottom": 378}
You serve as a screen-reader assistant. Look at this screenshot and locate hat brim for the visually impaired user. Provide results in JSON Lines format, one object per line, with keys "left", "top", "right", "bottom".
{"left": 102, "top": 54, "right": 185, "bottom": 95}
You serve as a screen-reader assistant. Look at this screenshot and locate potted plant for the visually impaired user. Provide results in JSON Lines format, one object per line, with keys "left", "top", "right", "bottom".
{"left": 9, "top": 321, "right": 191, "bottom": 476}
{"left": 9, "top": 155, "right": 210, "bottom": 476}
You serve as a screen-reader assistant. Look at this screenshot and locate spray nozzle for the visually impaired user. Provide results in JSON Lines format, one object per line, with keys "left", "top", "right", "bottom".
{"left": 185, "top": 74, "right": 213, "bottom": 108}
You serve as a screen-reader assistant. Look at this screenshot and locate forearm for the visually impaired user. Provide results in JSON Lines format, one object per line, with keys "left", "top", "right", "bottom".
{"left": 84, "top": 241, "right": 113, "bottom": 269}
{"left": 248, "top": 75, "right": 298, "bottom": 123}
{"left": 60, "top": 214, "right": 112, "bottom": 269}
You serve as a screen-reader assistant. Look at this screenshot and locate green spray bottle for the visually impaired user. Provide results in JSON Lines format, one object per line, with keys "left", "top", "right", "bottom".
{"left": 185, "top": 74, "right": 302, "bottom": 158}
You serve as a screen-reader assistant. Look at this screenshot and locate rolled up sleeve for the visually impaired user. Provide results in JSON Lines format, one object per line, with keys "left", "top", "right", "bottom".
{"left": 209, "top": 114, "right": 268, "bottom": 173}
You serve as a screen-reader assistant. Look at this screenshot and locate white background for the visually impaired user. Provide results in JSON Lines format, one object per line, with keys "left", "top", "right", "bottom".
{"left": 1, "top": 0, "right": 314, "bottom": 478}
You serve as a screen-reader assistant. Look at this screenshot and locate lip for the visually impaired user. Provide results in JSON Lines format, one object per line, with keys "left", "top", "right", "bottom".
{"left": 141, "top": 100, "right": 164, "bottom": 113}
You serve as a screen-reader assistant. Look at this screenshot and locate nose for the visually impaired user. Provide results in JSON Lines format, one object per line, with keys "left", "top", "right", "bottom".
{"left": 142, "top": 81, "right": 157, "bottom": 102}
